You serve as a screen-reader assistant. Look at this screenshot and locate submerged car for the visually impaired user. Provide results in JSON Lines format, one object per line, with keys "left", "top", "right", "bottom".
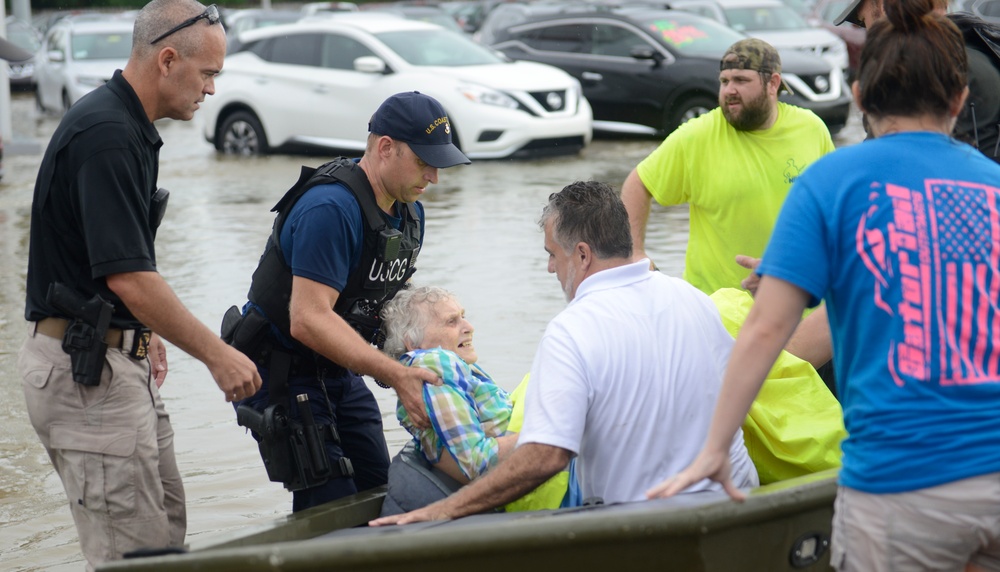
{"left": 490, "top": 7, "right": 851, "bottom": 136}
{"left": 202, "top": 16, "right": 592, "bottom": 158}
{"left": 34, "top": 16, "right": 133, "bottom": 112}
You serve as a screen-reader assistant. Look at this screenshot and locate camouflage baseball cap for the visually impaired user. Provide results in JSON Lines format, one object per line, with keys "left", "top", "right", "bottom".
{"left": 719, "top": 38, "right": 793, "bottom": 94}
{"left": 720, "top": 38, "right": 782, "bottom": 74}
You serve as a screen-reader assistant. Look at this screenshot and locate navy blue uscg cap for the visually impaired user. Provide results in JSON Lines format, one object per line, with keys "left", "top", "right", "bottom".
{"left": 368, "top": 91, "right": 470, "bottom": 168}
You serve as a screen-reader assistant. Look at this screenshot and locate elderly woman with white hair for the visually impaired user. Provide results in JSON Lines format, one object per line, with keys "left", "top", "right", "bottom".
{"left": 379, "top": 285, "right": 572, "bottom": 516}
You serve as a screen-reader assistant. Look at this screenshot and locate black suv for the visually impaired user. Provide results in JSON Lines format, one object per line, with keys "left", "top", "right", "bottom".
{"left": 487, "top": 6, "right": 852, "bottom": 136}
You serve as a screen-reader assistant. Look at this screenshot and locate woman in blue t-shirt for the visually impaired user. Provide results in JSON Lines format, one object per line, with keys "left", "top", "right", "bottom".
{"left": 648, "top": 0, "right": 1000, "bottom": 569}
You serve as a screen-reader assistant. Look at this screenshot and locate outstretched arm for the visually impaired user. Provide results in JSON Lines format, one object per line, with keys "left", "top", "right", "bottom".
{"left": 370, "top": 443, "right": 571, "bottom": 526}
{"left": 106, "top": 271, "right": 261, "bottom": 402}
{"left": 647, "top": 276, "right": 809, "bottom": 501}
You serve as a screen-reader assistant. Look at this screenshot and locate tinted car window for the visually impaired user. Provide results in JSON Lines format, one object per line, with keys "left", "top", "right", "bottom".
{"left": 516, "top": 24, "right": 590, "bottom": 53}
{"left": 376, "top": 29, "right": 501, "bottom": 65}
{"left": 591, "top": 24, "right": 650, "bottom": 57}
{"left": 321, "top": 34, "right": 375, "bottom": 70}
{"left": 243, "top": 38, "right": 266, "bottom": 57}
{"left": 638, "top": 15, "right": 744, "bottom": 56}
{"left": 270, "top": 33, "right": 322, "bottom": 66}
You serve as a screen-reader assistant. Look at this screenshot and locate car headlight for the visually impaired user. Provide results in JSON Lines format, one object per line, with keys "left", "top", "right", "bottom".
{"left": 76, "top": 76, "right": 107, "bottom": 88}
{"left": 457, "top": 83, "right": 519, "bottom": 110}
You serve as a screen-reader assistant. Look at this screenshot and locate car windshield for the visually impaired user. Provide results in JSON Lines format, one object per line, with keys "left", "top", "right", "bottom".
{"left": 638, "top": 14, "right": 746, "bottom": 57}
{"left": 725, "top": 5, "right": 809, "bottom": 31}
{"left": 376, "top": 29, "right": 503, "bottom": 65}
{"left": 71, "top": 31, "right": 132, "bottom": 60}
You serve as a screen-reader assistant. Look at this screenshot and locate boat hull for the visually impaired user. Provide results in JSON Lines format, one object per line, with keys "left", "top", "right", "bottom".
{"left": 99, "top": 469, "right": 838, "bottom": 571}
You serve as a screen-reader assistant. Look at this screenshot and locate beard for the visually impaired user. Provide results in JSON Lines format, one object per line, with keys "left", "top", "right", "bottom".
{"left": 720, "top": 89, "right": 772, "bottom": 131}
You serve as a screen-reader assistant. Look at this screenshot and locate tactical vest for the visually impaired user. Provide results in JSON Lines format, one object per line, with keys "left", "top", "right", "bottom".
{"left": 247, "top": 157, "right": 421, "bottom": 352}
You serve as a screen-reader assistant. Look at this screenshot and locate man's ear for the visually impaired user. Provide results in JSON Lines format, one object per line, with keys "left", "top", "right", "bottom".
{"left": 157, "top": 46, "right": 177, "bottom": 77}
{"left": 377, "top": 135, "right": 394, "bottom": 158}
{"left": 768, "top": 72, "right": 782, "bottom": 96}
{"left": 576, "top": 241, "right": 593, "bottom": 271}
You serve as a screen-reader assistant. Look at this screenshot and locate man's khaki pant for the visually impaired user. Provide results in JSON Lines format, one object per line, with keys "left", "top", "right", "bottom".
{"left": 18, "top": 324, "right": 186, "bottom": 571}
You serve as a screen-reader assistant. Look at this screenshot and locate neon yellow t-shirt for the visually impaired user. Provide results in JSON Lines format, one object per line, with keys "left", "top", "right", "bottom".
{"left": 636, "top": 103, "right": 835, "bottom": 295}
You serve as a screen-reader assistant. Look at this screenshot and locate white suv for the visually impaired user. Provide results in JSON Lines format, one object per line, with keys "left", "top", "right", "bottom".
{"left": 201, "top": 15, "right": 593, "bottom": 159}
{"left": 34, "top": 15, "right": 134, "bottom": 112}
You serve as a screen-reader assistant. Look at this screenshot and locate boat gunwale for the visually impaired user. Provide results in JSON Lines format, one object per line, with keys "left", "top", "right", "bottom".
{"left": 98, "top": 469, "right": 838, "bottom": 571}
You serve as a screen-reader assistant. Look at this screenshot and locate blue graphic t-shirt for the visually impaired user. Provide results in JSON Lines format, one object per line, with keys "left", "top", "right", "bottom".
{"left": 760, "top": 132, "right": 1000, "bottom": 494}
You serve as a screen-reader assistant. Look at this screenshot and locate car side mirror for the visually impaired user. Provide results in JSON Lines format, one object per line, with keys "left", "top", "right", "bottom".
{"left": 354, "top": 55, "right": 387, "bottom": 74}
{"left": 47, "top": 50, "right": 64, "bottom": 63}
{"left": 630, "top": 46, "right": 663, "bottom": 67}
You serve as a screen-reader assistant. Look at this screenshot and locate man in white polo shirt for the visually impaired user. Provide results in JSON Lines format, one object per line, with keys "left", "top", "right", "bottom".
{"left": 371, "top": 181, "right": 757, "bottom": 525}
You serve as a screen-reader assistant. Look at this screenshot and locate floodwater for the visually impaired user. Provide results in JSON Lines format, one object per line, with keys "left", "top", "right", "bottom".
{"left": 0, "top": 92, "right": 864, "bottom": 570}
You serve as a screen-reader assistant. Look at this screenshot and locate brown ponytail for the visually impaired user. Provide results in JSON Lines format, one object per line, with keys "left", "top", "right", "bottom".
{"left": 856, "top": 0, "right": 966, "bottom": 120}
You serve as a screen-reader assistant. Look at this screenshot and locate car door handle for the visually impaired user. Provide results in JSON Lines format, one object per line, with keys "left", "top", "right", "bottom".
{"left": 581, "top": 71, "right": 603, "bottom": 82}
{"left": 313, "top": 85, "right": 329, "bottom": 94}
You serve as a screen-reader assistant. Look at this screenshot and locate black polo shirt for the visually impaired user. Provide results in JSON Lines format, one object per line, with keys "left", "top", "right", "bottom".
{"left": 25, "top": 70, "right": 163, "bottom": 328}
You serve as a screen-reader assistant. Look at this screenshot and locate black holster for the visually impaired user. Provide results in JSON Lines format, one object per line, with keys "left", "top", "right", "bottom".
{"left": 222, "top": 304, "right": 270, "bottom": 358}
{"left": 236, "top": 399, "right": 353, "bottom": 492}
{"left": 46, "top": 283, "right": 114, "bottom": 386}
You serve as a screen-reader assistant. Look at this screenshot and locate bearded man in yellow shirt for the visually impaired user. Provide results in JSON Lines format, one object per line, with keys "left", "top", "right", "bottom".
{"left": 622, "top": 38, "right": 835, "bottom": 295}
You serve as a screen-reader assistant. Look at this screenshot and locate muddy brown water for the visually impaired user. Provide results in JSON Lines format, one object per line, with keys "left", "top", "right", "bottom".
{"left": 0, "top": 92, "right": 864, "bottom": 570}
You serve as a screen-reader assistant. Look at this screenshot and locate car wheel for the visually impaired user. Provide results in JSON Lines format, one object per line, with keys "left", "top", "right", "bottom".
{"left": 218, "top": 111, "right": 268, "bottom": 156}
{"left": 664, "top": 95, "right": 717, "bottom": 134}
{"left": 35, "top": 89, "right": 46, "bottom": 113}
{"left": 61, "top": 90, "right": 72, "bottom": 112}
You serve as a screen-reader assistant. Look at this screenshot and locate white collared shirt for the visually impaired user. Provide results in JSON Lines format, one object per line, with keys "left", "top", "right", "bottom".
{"left": 521, "top": 259, "right": 758, "bottom": 503}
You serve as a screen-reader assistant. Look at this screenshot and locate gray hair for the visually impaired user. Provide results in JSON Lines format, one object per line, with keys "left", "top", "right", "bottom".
{"left": 132, "top": 0, "right": 216, "bottom": 59}
{"left": 380, "top": 286, "right": 455, "bottom": 359}
{"left": 538, "top": 180, "right": 633, "bottom": 259}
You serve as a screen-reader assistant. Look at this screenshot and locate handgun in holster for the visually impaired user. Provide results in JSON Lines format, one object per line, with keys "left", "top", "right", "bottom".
{"left": 236, "top": 397, "right": 353, "bottom": 492}
{"left": 46, "top": 283, "right": 114, "bottom": 386}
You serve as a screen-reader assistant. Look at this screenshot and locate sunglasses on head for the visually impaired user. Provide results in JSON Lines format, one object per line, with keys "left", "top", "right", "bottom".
{"left": 150, "top": 4, "right": 220, "bottom": 45}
